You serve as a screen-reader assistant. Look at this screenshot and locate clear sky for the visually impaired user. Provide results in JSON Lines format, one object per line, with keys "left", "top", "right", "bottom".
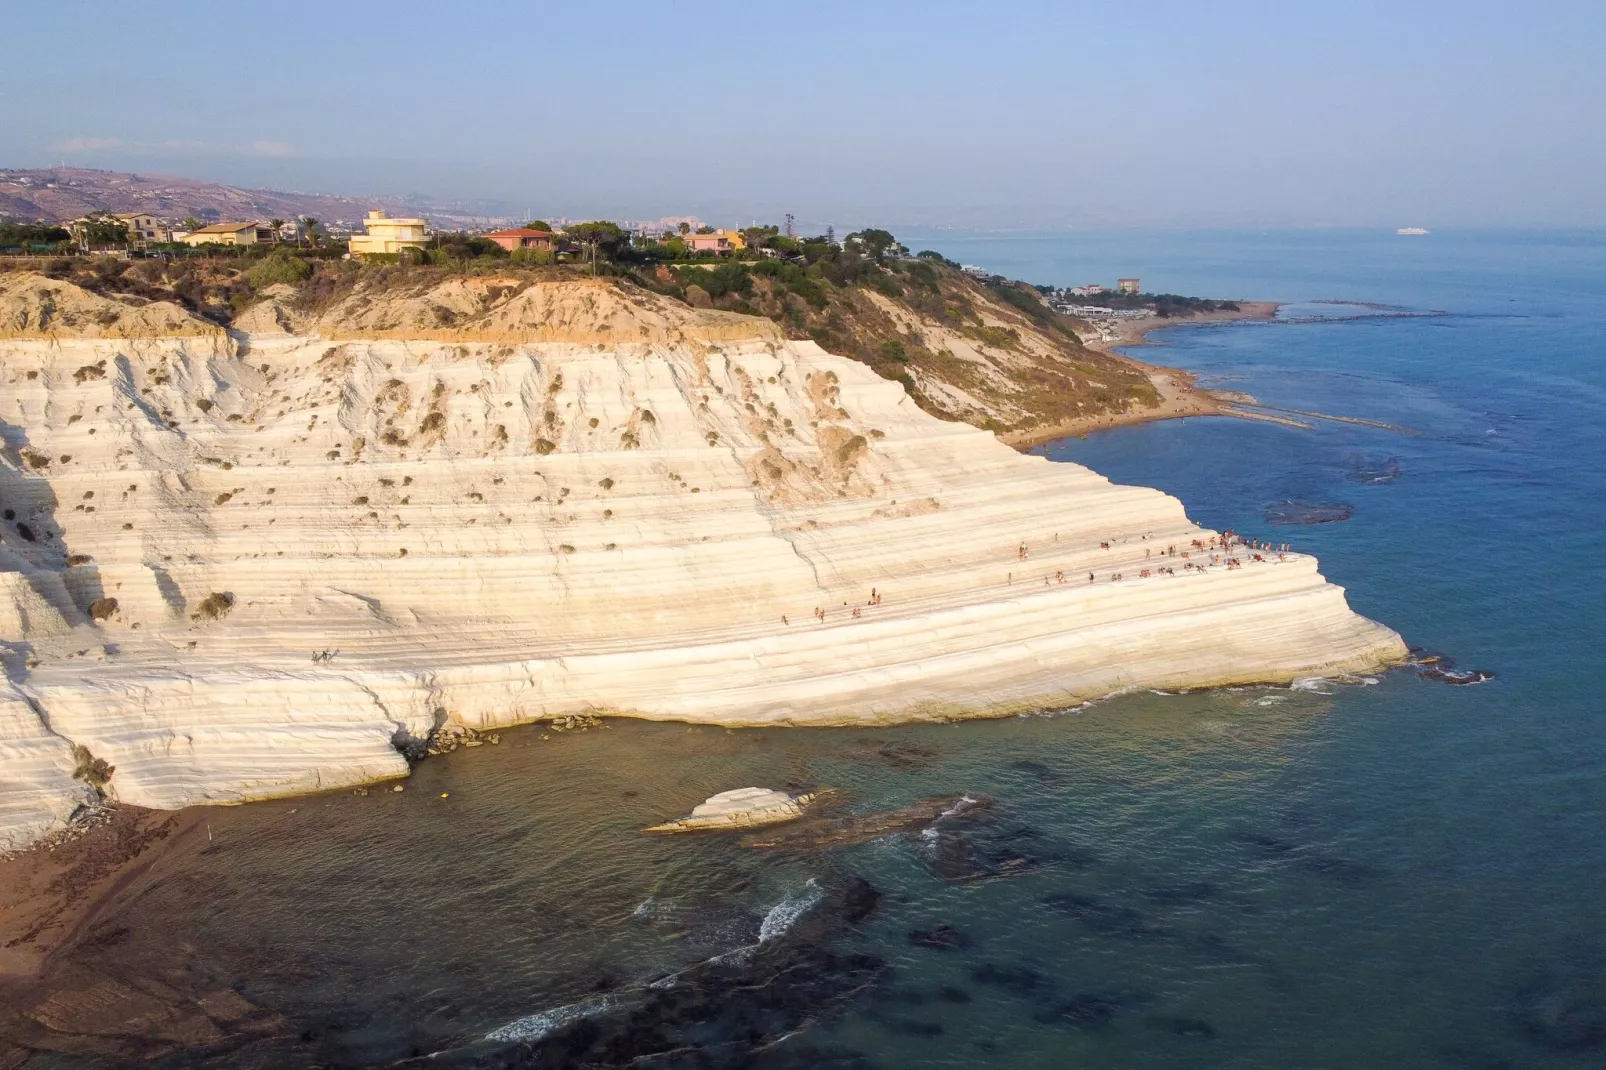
{"left": 5, "top": 0, "right": 1603, "bottom": 229}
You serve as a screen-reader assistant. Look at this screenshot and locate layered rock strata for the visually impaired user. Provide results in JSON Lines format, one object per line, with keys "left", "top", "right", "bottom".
{"left": 644, "top": 787, "right": 814, "bottom": 833}
{"left": 0, "top": 274, "right": 1405, "bottom": 850}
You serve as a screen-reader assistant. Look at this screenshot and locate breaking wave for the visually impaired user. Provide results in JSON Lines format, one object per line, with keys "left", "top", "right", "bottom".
{"left": 485, "top": 994, "right": 621, "bottom": 1043}
{"left": 758, "top": 878, "right": 823, "bottom": 944}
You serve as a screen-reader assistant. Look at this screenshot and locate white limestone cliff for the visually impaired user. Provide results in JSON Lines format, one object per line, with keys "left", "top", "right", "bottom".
{"left": 0, "top": 274, "right": 1406, "bottom": 850}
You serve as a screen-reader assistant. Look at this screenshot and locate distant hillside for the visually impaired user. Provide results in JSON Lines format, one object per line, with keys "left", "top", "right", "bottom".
{"left": 0, "top": 167, "right": 514, "bottom": 229}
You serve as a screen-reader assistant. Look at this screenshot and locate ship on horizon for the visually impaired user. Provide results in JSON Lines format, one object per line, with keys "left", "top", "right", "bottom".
{"left": 1397, "top": 226, "right": 1430, "bottom": 235}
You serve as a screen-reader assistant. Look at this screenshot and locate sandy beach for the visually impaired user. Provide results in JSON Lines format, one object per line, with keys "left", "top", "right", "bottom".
{"left": 1000, "top": 301, "right": 1280, "bottom": 449}
{"left": 0, "top": 807, "right": 200, "bottom": 979}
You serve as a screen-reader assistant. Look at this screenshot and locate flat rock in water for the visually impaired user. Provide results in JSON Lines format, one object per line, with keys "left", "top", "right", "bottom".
{"left": 645, "top": 787, "right": 815, "bottom": 833}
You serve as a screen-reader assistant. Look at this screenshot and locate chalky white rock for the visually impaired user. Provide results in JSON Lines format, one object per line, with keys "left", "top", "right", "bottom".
{"left": 0, "top": 274, "right": 1405, "bottom": 850}
{"left": 645, "top": 787, "right": 814, "bottom": 832}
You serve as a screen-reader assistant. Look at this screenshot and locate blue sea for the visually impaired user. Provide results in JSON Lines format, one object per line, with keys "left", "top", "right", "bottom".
{"left": 47, "top": 230, "right": 1606, "bottom": 1068}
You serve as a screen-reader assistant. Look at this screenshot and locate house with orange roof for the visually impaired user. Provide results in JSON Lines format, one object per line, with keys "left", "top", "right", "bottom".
{"left": 483, "top": 227, "right": 555, "bottom": 252}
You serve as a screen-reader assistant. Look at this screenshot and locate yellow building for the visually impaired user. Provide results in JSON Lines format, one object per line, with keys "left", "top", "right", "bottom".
{"left": 349, "top": 210, "right": 427, "bottom": 256}
{"left": 177, "top": 221, "right": 275, "bottom": 247}
{"left": 116, "top": 212, "right": 169, "bottom": 244}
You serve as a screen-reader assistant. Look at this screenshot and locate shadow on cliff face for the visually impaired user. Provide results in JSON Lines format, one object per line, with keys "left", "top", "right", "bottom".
{"left": 0, "top": 417, "right": 106, "bottom": 630}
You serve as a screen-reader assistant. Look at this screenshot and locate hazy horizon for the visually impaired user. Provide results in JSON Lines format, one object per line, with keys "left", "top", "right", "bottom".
{"left": 6, "top": 1, "right": 1604, "bottom": 230}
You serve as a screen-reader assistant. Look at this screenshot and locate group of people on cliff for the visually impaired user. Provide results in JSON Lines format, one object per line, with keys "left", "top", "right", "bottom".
{"left": 784, "top": 531, "right": 1295, "bottom": 631}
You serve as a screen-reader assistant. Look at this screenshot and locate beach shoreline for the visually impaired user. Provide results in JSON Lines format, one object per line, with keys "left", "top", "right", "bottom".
{"left": 0, "top": 806, "right": 201, "bottom": 980}
{"left": 1000, "top": 301, "right": 1280, "bottom": 449}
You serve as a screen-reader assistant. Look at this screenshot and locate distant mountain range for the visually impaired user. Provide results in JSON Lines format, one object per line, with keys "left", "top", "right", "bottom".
{"left": 0, "top": 167, "right": 521, "bottom": 229}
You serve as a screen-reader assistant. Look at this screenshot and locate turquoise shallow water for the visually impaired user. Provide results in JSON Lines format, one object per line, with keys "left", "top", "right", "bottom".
{"left": 48, "top": 230, "right": 1606, "bottom": 1068}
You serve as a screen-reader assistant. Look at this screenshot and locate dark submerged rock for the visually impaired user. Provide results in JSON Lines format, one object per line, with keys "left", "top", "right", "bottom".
{"left": 926, "top": 830, "right": 1046, "bottom": 883}
{"left": 1408, "top": 648, "right": 1494, "bottom": 685}
{"left": 1347, "top": 455, "right": 1403, "bottom": 484}
{"left": 1509, "top": 973, "right": 1606, "bottom": 1052}
{"left": 840, "top": 737, "right": 941, "bottom": 770}
{"left": 1294, "top": 853, "right": 1377, "bottom": 882}
{"left": 1038, "top": 993, "right": 1125, "bottom": 1029}
{"left": 1261, "top": 499, "right": 1354, "bottom": 525}
{"left": 908, "top": 924, "right": 971, "bottom": 951}
{"left": 1041, "top": 892, "right": 1166, "bottom": 937}
{"left": 1234, "top": 831, "right": 1300, "bottom": 854}
{"left": 741, "top": 793, "right": 992, "bottom": 851}
{"left": 838, "top": 877, "right": 882, "bottom": 925}
{"left": 1007, "top": 759, "right": 1060, "bottom": 784}
{"left": 1171, "top": 1017, "right": 1217, "bottom": 1038}
{"left": 1144, "top": 881, "right": 1219, "bottom": 905}
{"left": 969, "top": 963, "right": 1051, "bottom": 996}
{"left": 1234, "top": 832, "right": 1378, "bottom": 882}
{"left": 874, "top": 1016, "right": 943, "bottom": 1037}
{"left": 478, "top": 876, "right": 889, "bottom": 1068}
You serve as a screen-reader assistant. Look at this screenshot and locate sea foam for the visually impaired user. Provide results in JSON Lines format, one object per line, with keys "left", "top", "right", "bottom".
{"left": 485, "top": 994, "right": 621, "bottom": 1043}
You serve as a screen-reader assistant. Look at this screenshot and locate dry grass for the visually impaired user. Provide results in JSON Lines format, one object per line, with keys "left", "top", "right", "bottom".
{"left": 191, "top": 591, "right": 235, "bottom": 622}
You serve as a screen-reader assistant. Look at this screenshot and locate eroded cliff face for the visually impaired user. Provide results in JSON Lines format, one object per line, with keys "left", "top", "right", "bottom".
{"left": 0, "top": 274, "right": 1405, "bottom": 850}
{"left": 240, "top": 272, "right": 784, "bottom": 347}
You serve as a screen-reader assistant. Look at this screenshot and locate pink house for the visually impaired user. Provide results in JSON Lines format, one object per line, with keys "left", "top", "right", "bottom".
{"left": 684, "top": 232, "right": 735, "bottom": 255}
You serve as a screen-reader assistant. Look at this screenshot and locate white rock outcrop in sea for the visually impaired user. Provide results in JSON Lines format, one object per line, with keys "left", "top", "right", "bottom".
{"left": 645, "top": 787, "right": 814, "bottom": 833}
{"left": 0, "top": 273, "right": 1407, "bottom": 850}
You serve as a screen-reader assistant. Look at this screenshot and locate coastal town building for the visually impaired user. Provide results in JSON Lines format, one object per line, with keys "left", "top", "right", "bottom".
{"left": 116, "top": 213, "right": 168, "bottom": 244}
{"left": 1068, "top": 284, "right": 1108, "bottom": 297}
{"left": 684, "top": 229, "right": 744, "bottom": 255}
{"left": 1117, "top": 277, "right": 1141, "bottom": 294}
{"left": 177, "top": 221, "right": 277, "bottom": 246}
{"left": 348, "top": 209, "right": 427, "bottom": 256}
{"left": 482, "top": 227, "right": 555, "bottom": 252}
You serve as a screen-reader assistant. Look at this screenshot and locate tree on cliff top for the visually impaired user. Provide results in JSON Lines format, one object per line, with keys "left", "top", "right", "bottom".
{"left": 847, "top": 228, "right": 900, "bottom": 260}
{"left": 567, "top": 221, "right": 626, "bottom": 272}
{"left": 75, "top": 212, "right": 129, "bottom": 249}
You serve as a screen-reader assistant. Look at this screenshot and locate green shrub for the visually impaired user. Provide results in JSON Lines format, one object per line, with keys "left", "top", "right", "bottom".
{"left": 509, "top": 247, "right": 554, "bottom": 267}
{"left": 71, "top": 744, "right": 115, "bottom": 788}
{"left": 865, "top": 272, "right": 904, "bottom": 298}
{"left": 245, "top": 251, "right": 312, "bottom": 288}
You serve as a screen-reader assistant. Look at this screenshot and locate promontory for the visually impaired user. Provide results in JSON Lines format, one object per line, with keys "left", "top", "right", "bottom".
{"left": 0, "top": 263, "right": 1406, "bottom": 851}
